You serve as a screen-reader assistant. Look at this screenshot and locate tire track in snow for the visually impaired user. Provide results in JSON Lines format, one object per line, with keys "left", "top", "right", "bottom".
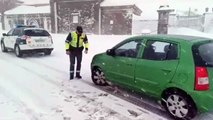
{"left": 14, "top": 55, "right": 171, "bottom": 120}
{"left": 0, "top": 58, "right": 41, "bottom": 120}
{"left": 27, "top": 56, "right": 213, "bottom": 120}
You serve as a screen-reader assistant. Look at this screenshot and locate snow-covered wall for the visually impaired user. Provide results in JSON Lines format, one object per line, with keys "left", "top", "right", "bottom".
{"left": 168, "top": 14, "right": 204, "bottom": 31}
{"left": 203, "top": 13, "right": 213, "bottom": 33}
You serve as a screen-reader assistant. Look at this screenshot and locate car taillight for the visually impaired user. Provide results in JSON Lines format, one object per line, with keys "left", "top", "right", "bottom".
{"left": 195, "top": 67, "right": 209, "bottom": 91}
{"left": 21, "top": 35, "right": 31, "bottom": 40}
{"left": 48, "top": 36, "right": 53, "bottom": 43}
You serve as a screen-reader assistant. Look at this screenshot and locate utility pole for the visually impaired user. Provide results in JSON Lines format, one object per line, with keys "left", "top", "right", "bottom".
{"left": 188, "top": 7, "right": 191, "bottom": 16}
{"left": 1, "top": 0, "right": 5, "bottom": 30}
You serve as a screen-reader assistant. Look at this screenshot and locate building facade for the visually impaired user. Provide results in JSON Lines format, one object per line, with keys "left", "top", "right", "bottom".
{"left": 4, "top": 5, "right": 51, "bottom": 31}
{"left": 50, "top": 0, "right": 142, "bottom": 35}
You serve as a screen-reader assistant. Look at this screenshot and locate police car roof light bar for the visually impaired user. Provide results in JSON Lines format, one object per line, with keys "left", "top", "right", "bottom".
{"left": 16, "top": 24, "right": 37, "bottom": 28}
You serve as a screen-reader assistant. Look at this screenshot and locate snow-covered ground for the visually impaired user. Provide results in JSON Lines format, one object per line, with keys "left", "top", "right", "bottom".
{"left": 1, "top": 27, "right": 213, "bottom": 120}
{"left": 0, "top": 30, "right": 167, "bottom": 120}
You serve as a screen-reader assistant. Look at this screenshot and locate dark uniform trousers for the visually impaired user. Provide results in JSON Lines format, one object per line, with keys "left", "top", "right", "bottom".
{"left": 69, "top": 50, "right": 82, "bottom": 79}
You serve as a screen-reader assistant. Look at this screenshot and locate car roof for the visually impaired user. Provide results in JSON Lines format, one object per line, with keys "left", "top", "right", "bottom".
{"left": 23, "top": 28, "right": 46, "bottom": 31}
{"left": 131, "top": 34, "right": 213, "bottom": 44}
{"left": 14, "top": 25, "right": 46, "bottom": 31}
{"left": 16, "top": 25, "right": 36, "bottom": 28}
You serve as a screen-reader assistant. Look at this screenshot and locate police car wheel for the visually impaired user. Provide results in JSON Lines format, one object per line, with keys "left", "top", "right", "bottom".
{"left": 44, "top": 50, "right": 52, "bottom": 55}
{"left": 1, "top": 42, "right": 8, "bottom": 52}
{"left": 14, "top": 45, "right": 23, "bottom": 57}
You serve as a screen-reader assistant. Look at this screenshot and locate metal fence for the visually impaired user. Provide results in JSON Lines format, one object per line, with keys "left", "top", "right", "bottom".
{"left": 169, "top": 15, "right": 204, "bottom": 31}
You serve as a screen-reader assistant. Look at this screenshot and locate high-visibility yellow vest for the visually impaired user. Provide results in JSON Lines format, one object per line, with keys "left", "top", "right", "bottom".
{"left": 65, "top": 32, "right": 89, "bottom": 50}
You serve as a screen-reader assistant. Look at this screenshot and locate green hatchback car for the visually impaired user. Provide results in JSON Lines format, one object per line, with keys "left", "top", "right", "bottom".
{"left": 91, "top": 35, "right": 213, "bottom": 120}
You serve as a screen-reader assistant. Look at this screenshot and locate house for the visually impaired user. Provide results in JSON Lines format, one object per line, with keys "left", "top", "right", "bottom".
{"left": 4, "top": 5, "right": 51, "bottom": 31}
{"left": 50, "top": 0, "right": 142, "bottom": 35}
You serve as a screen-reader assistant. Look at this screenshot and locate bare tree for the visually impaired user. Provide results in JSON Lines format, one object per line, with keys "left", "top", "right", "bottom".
{"left": 0, "top": 0, "right": 23, "bottom": 30}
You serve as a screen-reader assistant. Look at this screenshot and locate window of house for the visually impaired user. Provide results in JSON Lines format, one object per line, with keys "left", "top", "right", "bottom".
{"left": 142, "top": 40, "right": 178, "bottom": 60}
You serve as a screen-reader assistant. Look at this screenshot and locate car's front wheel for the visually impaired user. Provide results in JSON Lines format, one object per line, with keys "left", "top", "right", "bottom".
{"left": 162, "top": 90, "right": 197, "bottom": 120}
{"left": 1, "top": 41, "right": 8, "bottom": 52}
{"left": 14, "top": 45, "right": 23, "bottom": 57}
{"left": 92, "top": 67, "right": 107, "bottom": 86}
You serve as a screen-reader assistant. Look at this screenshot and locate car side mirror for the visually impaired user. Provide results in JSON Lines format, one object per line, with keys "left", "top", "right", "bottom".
{"left": 2, "top": 33, "right": 7, "bottom": 36}
{"left": 106, "top": 49, "right": 115, "bottom": 56}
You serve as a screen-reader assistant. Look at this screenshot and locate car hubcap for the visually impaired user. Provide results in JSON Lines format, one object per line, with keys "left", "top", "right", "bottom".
{"left": 93, "top": 69, "right": 106, "bottom": 84}
{"left": 15, "top": 46, "right": 19, "bottom": 55}
{"left": 166, "top": 95, "right": 188, "bottom": 118}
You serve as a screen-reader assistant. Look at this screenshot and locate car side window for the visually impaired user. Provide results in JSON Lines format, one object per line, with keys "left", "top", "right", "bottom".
{"left": 142, "top": 40, "right": 178, "bottom": 60}
{"left": 7, "top": 29, "right": 14, "bottom": 36}
{"left": 12, "top": 28, "right": 22, "bottom": 36}
{"left": 114, "top": 40, "right": 143, "bottom": 58}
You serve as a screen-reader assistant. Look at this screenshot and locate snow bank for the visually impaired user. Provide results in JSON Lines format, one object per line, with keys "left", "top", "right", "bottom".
{"left": 169, "top": 27, "right": 213, "bottom": 38}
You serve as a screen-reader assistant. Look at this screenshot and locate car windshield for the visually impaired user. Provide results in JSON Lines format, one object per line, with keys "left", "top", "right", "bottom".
{"left": 193, "top": 41, "right": 213, "bottom": 67}
{"left": 24, "top": 29, "right": 50, "bottom": 36}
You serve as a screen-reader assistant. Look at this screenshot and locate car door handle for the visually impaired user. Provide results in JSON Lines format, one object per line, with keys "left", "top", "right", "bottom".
{"left": 161, "top": 68, "right": 172, "bottom": 73}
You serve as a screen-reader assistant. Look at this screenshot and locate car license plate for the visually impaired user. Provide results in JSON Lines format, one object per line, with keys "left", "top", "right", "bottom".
{"left": 35, "top": 39, "right": 44, "bottom": 42}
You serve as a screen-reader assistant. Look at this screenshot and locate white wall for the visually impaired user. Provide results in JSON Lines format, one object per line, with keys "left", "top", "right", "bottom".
{"left": 132, "top": 20, "right": 158, "bottom": 35}
{"left": 203, "top": 13, "right": 213, "bottom": 33}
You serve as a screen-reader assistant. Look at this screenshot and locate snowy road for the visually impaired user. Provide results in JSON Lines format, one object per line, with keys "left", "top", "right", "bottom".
{"left": 0, "top": 52, "right": 168, "bottom": 120}
{"left": 0, "top": 34, "right": 168, "bottom": 120}
{"left": 1, "top": 29, "right": 213, "bottom": 120}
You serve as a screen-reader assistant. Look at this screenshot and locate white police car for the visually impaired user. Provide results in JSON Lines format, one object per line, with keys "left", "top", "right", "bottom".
{"left": 1, "top": 25, "right": 54, "bottom": 57}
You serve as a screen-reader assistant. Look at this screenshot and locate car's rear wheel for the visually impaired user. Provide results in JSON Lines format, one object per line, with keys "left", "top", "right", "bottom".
{"left": 92, "top": 67, "right": 107, "bottom": 86}
{"left": 44, "top": 50, "right": 52, "bottom": 55}
{"left": 1, "top": 41, "right": 8, "bottom": 52}
{"left": 162, "top": 90, "right": 197, "bottom": 120}
{"left": 14, "top": 45, "right": 23, "bottom": 57}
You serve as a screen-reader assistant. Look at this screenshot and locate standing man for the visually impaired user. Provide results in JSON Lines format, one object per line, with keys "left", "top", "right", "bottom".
{"left": 65, "top": 26, "right": 89, "bottom": 80}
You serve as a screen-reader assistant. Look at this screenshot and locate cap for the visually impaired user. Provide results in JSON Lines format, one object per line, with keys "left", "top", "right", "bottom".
{"left": 76, "top": 26, "right": 83, "bottom": 33}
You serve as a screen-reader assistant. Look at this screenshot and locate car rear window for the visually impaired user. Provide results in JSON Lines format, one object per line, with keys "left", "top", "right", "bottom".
{"left": 192, "top": 41, "right": 213, "bottom": 67}
{"left": 24, "top": 29, "right": 50, "bottom": 36}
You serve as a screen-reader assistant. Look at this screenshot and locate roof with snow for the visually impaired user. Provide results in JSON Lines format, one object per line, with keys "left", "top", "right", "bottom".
{"left": 20, "top": 0, "right": 49, "bottom": 5}
{"left": 100, "top": 0, "right": 142, "bottom": 16}
{"left": 4, "top": 5, "right": 50, "bottom": 15}
{"left": 100, "top": 0, "right": 135, "bottom": 7}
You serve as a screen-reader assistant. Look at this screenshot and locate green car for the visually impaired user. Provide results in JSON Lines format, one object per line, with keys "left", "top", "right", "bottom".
{"left": 91, "top": 35, "right": 213, "bottom": 120}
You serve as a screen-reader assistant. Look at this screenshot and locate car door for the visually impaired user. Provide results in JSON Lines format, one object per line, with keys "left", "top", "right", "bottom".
{"left": 106, "top": 39, "right": 143, "bottom": 88}
{"left": 135, "top": 39, "right": 179, "bottom": 96}
{"left": 9, "top": 28, "right": 21, "bottom": 49}
{"left": 4, "top": 29, "right": 14, "bottom": 48}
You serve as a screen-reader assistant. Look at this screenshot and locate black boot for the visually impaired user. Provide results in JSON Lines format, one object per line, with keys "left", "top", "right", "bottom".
{"left": 76, "top": 73, "right": 82, "bottom": 79}
{"left": 70, "top": 73, "right": 74, "bottom": 80}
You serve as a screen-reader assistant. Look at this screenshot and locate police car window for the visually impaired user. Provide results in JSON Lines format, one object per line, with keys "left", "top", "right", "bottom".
{"left": 24, "top": 29, "right": 50, "bottom": 36}
{"left": 7, "top": 29, "right": 14, "bottom": 36}
{"left": 12, "top": 29, "right": 22, "bottom": 36}
{"left": 114, "top": 40, "right": 143, "bottom": 58}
